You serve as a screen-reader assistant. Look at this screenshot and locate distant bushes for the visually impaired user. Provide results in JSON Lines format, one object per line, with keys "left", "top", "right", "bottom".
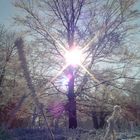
{"left": 0, "top": 100, "right": 30, "bottom": 128}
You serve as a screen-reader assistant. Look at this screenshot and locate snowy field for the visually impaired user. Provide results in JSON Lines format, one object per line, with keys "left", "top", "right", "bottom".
{"left": 3, "top": 126, "right": 139, "bottom": 140}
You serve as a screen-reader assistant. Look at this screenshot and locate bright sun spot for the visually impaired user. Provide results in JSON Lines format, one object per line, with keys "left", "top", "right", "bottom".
{"left": 65, "top": 48, "right": 82, "bottom": 66}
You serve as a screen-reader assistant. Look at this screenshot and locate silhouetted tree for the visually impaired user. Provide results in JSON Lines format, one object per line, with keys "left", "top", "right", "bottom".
{"left": 13, "top": 0, "right": 139, "bottom": 129}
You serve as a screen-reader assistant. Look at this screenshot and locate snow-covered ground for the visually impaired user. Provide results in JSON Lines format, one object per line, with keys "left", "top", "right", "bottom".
{"left": 3, "top": 126, "right": 140, "bottom": 140}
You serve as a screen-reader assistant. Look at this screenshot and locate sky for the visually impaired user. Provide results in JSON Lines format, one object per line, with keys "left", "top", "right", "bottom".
{"left": 0, "top": 0, "right": 140, "bottom": 45}
{"left": 0, "top": 0, "right": 15, "bottom": 27}
{"left": 0, "top": 0, "right": 140, "bottom": 27}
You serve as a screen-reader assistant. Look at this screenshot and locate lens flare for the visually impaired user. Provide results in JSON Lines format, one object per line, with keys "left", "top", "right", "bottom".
{"left": 47, "top": 29, "right": 101, "bottom": 86}
{"left": 65, "top": 48, "right": 82, "bottom": 66}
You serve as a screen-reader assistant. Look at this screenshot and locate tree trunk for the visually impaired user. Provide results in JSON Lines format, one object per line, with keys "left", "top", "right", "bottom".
{"left": 0, "top": 68, "right": 6, "bottom": 94}
{"left": 99, "top": 111, "right": 107, "bottom": 129}
{"left": 92, "top": 111, "right": 108, "bottom": 129}
{"left": 15, "top": 38, "right": 54, "bottom": 139}
{"left": 92, "top": 111, "right": 99, "bottom": 129}
{"left": 68, "top": 98, "right": 77, "bottom": 129}
{"left": 31, "top": 107, "right": 37, "bottom": 127}
{"left": 67, "top": 66, "right": 77, "bottom": 129}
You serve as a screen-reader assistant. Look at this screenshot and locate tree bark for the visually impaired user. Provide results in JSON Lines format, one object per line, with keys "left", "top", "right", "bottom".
{"left": 0, "top": 68, "right": 5, "bottom": 94}
{"left": 67, "top": 66, "right": 77, "bottom": 129}
{"left": 99, "top": 111, "right": 107, "bottom": 129}
{"left": 92, "top": 111, "right": 108, "bottom": 129}
{"left": 92, "top": 111, "right": 99, "bottom": 129}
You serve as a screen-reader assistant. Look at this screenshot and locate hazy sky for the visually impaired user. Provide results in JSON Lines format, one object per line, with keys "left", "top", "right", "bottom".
{"left": 0, "top": 0, "right": 140, "bottom": 28}
{"left": 0, "top": 0, "right": 15, "bottom": 27}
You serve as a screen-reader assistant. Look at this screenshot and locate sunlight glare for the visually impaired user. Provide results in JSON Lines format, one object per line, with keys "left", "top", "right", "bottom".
{"left": 65, "top": 48, "right": 82, "bottom": 66}
{"left": 79, "top": 64, "right": 99, "bottom": 83}
{"left": 50, "top": 64, "right": 69, "bottom": 83}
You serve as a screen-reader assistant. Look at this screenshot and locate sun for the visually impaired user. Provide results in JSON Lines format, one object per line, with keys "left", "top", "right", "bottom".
{"left": 65, "top": 48, "right": 82, "bottom": 66}
{"left": 48, "top": 37, "right": 100, "bottom": 83}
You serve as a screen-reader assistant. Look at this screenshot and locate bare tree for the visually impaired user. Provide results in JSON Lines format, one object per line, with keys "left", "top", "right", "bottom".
{"left": 13, "top": 0, "right": 139, "bottom": 129}
{"left": 13, "top": 38, "right": 54, "bottom": 139}
{"left": 0, "top": 25, "right": 17, "bottom": 94}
